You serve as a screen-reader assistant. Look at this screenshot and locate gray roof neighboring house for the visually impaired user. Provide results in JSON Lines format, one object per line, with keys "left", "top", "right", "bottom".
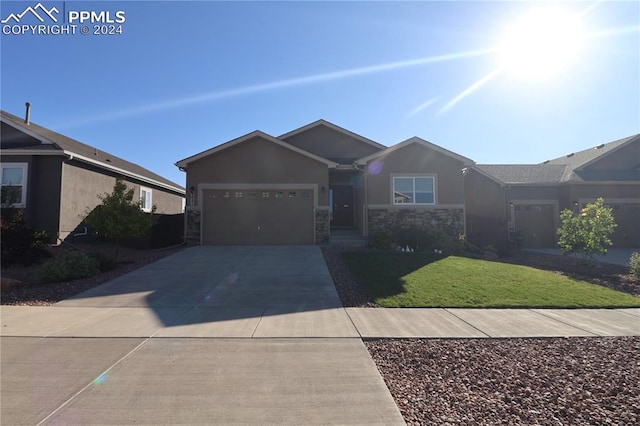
{"left": 476, "top": 164, "right": 567, "bottom": 184}
{"left": 477, "top": 134, "right": 640, "bottom": 185}
{"left": 1, "top": 110, "right": 185, "bottom": 194}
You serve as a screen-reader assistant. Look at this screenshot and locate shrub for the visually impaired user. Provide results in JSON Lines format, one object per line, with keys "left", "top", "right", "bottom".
{"left": 38, "top": 250, "right": 100, "bottom": 283}
{"left": 369, "top": 230, "right": 394, "bottom": 250}
{"left": 394, "top": 226, "right": 445, "bottom": 251}
{"left": 1, "top": 208, "right": 50, "bottom": 266}
{"left": 90, "top": 252, "right": 119, "bottom": 272}
{"left": 630, "top": 252, "right": 640, "bottom": 279}
{"left": 557, "top": 198, "right": 617, "bottom": 261}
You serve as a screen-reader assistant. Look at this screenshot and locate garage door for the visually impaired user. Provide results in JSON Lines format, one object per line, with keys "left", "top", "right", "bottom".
{"left": 610, "top": 203, "right": 640, "bottom": 247}
{"left": 514, "top": 204, "right": 557, "bottom": 248}
{"left": 202, "top": 188, "right": 315, "bottom": 245}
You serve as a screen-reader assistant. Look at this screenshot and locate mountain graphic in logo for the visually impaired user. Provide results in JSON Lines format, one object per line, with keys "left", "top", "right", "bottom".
{"left": 1, "top": 3, "right": 59, "bottom": 24}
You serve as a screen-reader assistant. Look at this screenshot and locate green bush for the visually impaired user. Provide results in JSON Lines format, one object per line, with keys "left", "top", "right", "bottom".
{"left": 557, "top": 198, "right": 616, "bottom": 261}
{"left": 90, "top": 252, "right": 119, "bottom": 272}
{"left": 1, "top": 208, "right": 50, "bottom": 266}
{"left": 369, "top": 230, "right": 394, "bottom": 250}
{"left": 38, "top": 250, "right": 100, "bottom": 283}
{"left": 394, "top": 226, "right": 445, "bottom": 251}
{"left": 630, "top": 252, "right": 640, "bottom": 279}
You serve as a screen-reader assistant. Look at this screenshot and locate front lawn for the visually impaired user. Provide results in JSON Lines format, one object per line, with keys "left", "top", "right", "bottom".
{"left": 341, "top": 252, "right": 640, "bottom": 308}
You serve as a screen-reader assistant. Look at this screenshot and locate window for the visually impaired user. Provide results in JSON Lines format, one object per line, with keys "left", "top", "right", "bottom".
{"left": 393, "top": 176, "right": 434, "bottom": 205}
{"left": 235, "top": 191, "right": 243, "bottom": 198}
{"left": 261, "top": 192, "right": 270, "bottom": 198}
{"left": 1, "top": 163, "right": 28, "bottom": 207}
{"left": 140, "top": 187, "right": 152, "bottom": 212}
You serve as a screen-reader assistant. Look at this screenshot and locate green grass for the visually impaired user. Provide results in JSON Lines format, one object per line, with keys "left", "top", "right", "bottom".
{"left": 342, "top": 252, "right": 640, "bottom": 308}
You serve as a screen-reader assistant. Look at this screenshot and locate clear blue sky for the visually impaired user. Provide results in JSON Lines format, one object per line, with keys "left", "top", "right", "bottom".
{"left": 2, "top": 1, "right": 638, "bottom": 187}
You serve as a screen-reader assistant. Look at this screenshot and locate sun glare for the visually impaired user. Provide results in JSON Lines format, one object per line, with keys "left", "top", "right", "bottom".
{"left": 498, "top": 6, "right": 585, "bottom": 79}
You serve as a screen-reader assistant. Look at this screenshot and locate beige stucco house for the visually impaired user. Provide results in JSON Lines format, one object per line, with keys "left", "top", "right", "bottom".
{"left": 1, "top": 109, "right": 185, "bottom": 242}
{"left": 465, "top": 134, "right": 640, "bottom": 250}
{"left": 176, "top": 120, "right": 473, "bottom": 245}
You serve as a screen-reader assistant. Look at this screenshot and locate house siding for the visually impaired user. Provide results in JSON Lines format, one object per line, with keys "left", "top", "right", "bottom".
{"left": 61, "top": 161, "right": 184, "bottom": 241}
{"left": 366, "top": 143, "right": 465, "bottom": 205}
{"left": 464, "top": 168, "right": 509, "bottom": 251}
{"left": 282, "top": 125, "right": 380, "bottom": 162}
{"left": 186, "top": 135, "right": 329, "bottom": 207}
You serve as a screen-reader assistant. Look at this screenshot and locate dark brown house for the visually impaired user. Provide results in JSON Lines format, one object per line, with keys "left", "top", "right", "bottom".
{"left": 176, "top": 119, "right": 473, "bottom": 245}
{"left": 465, "top": 134, "right": 640, "bottom": 250}
{"left": 1, "top": 109, "right": 185, "bottom": 242}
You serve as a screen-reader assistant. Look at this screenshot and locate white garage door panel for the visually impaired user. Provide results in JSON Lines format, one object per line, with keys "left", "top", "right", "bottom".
{"left": 202, "top": 189, "right": 314, "bottom": 245}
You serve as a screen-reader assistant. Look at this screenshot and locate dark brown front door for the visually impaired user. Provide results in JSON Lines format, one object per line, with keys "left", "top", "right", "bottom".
{"left": 331, "top": 185, "right": 354, "bottom": 227}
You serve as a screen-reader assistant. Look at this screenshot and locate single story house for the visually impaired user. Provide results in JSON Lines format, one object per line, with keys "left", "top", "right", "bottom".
{"left": 1, "top": 107, "right": 185, "bottom": 242}
{"left": 176, "top": 119, "right": 473, "bottom": 245}
{"left": 465, "top": 134, "right": 640, "bottom": 250}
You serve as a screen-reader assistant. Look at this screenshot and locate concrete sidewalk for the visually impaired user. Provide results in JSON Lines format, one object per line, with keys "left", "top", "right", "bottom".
{"left": 2, "top": 245, "right": 639, "bottom": 425}
{"left": 2, "top": 305, "right": 638, "bottom": 339}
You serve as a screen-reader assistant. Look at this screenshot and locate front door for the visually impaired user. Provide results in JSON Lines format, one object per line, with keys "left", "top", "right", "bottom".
{"left": 331, "top": 185, "right": 354, "bottom": 227}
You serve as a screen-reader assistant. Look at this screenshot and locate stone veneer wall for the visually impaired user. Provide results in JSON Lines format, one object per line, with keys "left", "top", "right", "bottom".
{"left": 185, "top": 208, "right": 201, "bottom": 245}
{"left": 315, "top": 209, "right": 330, "bottom": 244}
{"left": 368, "top": 208, "right": 465, "bottom": 237}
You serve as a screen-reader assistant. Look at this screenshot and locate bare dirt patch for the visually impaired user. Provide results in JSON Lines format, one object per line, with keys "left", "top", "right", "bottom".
{"left": 1, "top": 243, "right": 185, "bottom": 305}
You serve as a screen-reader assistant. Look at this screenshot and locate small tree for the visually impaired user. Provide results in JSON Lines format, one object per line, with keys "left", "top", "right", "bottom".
{"left": 557, "top": 198, "right": 616, "bottom": 261}
{"left": 83, "top": 179, "right": 156, "bottom": 259}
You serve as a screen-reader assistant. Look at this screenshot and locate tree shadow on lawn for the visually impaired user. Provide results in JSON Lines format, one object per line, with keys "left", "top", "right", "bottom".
{"left": 497, "top": 250, "right": 640, "bottom": 297}
{"left": 340, "top": 251, "right": 447, "bottom": 301}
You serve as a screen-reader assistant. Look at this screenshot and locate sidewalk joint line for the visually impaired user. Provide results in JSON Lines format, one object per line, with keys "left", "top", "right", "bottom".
{"left": 343, "top": 308, "right": 363, "bottom": 339}
{"left": 444, "top": 309, "right": 491, "bottom": 338}
{"left": 250, "top": 308, "right": 267, "bottom": 338}
{"left": 530, "top": 309, "right": 600, "bottom": 336}
{"left": 36, "top": 335, "right": 155, "bottom": 426}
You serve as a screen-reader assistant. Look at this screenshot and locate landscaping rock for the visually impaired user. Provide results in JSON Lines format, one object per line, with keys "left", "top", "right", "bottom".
{"left": 366, "top": 337, "right": 640, "bottom": 425}
{"left": 1, "top": 277, "right": 22, "bottom": 291}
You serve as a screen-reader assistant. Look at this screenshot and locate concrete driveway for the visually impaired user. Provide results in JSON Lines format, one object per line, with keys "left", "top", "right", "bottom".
{"left": 0, "top": 246, "right": 404, "bottom": 425}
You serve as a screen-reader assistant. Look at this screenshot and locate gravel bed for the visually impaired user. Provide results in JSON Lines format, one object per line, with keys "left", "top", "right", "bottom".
{"left": 366, "top": 337, "right": 640, "bottom": 425}
{"left": 321, "top": 246, "right": 377, "bottom": 307}
{"left": 1, "top": 244, "right": 185, "bottom": 305}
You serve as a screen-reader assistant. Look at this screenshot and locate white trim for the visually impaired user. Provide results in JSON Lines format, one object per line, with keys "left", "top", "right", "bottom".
{"left": 0, "top": 162, "right": 28, "bottom": 207}
{"left": 391, "top": 174, "right": 437, "bottom": 206}
{"left": 278, "top": 119, "right": 386, "bottom": 150}
{"left": 140, "top": 186, "right": 153, "bottom": 212}
{"left": 357, "top": 136, "right": 474, "bottom": 166}
{"left": 577, "top": 198, "right": 640, "bottom": 205}
{"left": 0, "top": 115, "right": 54, "bottom": 144}
{"left": 175, "top": 131, "right": 338, "bottom": 168}
{"left": 0, "top": 149, "right": 67, "bottom": 156}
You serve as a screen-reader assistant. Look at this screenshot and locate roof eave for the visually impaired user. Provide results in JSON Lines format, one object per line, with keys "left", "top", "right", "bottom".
{"left": 176, "top": 130, "right": 338, "bottom": 169}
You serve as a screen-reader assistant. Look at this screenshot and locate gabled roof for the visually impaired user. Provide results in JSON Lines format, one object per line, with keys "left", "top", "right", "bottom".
{"left": 356, "top": 136, "right": 474, "bottom": 166}
{"left": 544, "top": 134, "right": 640, "bottom": 181}
{"left": 1, "top": 110, "right": 185, "bottom": 194}
{"left": 477, "top": 134, "right": 640, "bottom": 184}
{"left": 175, "top": 130, "right": 339, "bottom": 168}
{"left": 279, "top": 119, "right": 386, "bottom": 151}
{"left": 476, "top": 164, "right": 567, "bottom": 184}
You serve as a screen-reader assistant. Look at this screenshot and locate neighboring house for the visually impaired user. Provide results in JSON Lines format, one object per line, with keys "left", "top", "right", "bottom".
{"left": 176, "top": 119, "right": 473, "bottom": 245}
{"left": 1, "top": 108, "right": 185, "bottom": 242}
{"left": 465, "top": 134, "right": 640, "bottom": 250}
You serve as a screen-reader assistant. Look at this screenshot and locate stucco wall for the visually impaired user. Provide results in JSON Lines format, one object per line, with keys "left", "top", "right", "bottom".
{"left": 186, "top": 136, "right": 330, "bottom": 207}
{"left": 282, "top": 125, "right": 381, "bottom": 162}
{"left": 464, "top": 168, "right": 509, "bottom": 251}
{"left": 60, "top": 161, "right": 184, "bottom": 240}
{"left": 366, "top": 143, "right": 465, "bottom": 206}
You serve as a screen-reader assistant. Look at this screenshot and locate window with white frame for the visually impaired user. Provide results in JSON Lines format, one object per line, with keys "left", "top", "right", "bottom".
{"left": 1, "top": 163, "right": 28, "bottom": 207}
{"left": 393, "top": 176, "right": 435, "bottom": 205}
{"left": 140, "top": 187, "right": 152, "bottom": 212}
